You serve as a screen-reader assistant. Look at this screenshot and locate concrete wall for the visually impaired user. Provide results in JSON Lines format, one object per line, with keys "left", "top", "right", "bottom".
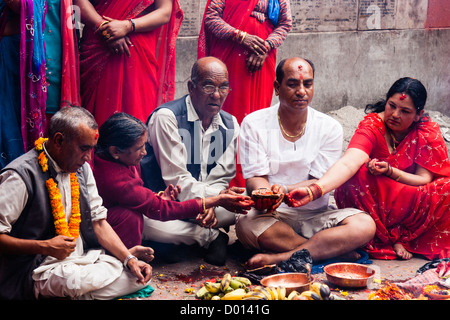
{"left": 174, "top": 0, "right": 450, "bottom": 116}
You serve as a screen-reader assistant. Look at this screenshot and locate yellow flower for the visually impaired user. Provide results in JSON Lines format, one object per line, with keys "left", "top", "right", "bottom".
{"left": 38, "top": 152, "right": 48, "bottom": 172}
{"left": 34, "top": 137, "right": 48, "bottom": 152}
{"left": 36, "top": 139, "right": 81, "bottom": 239}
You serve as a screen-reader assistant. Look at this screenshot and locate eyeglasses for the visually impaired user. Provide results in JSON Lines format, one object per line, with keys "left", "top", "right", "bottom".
{"left": 194, "top": 83, "right": 231, "bottom": 95}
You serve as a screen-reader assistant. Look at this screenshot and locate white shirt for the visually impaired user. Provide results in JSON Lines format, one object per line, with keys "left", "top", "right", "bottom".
{"left": 148, "top": 95, "right": 240, "bottom": 201}
{"left": 239, "top": 104, "right": 343, "bottom": 211}
{"left": 0, "top": 146, "right": 120, "bottom": 288}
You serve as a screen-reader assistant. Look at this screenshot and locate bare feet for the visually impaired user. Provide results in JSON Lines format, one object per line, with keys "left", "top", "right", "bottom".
{"left": 130, "top": 245, "right": 155, "bottom": 263}
{"left": 335, "top": 250, "right": 361, "bottom": 262}
{"left": 393, "top": 243, "right": 413, "bottom": 260}
{"left": 246, "top": 252, "right": 291, "bottom": 270}
{"left": 246, "top": 249, "right": 362, "bottom": 270}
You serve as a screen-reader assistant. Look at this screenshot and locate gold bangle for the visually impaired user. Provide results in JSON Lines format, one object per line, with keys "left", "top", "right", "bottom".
{"left": 202, "top": 197, "right": 207, "bottom": 213}
{"left": 232, "top": 29, "right": 240, "bottom": 41}
{"left": 305, "top": 187, "right": 314, "bottom": 203}
{"left": 157, "top": 191, "right": 164, "bottom": 196}
{"left": 240, "top": 31, "right": 247, "bottom": 44}
{"left": 95, "top": 20, "right": 108, "bottom": 32}
{"left": 395, "top": 174, "right": 402, "bottom": 182}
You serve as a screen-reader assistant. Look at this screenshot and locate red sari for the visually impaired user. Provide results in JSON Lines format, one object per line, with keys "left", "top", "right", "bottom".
{"left": 198, "top": 0, "right": 277, "bottom": 124}
{"left": 198, "top": 0, "right": 278, "bottom": 187}
{"left": 79, "top": 0, "right": 183, "bottom": 126}
{"left": 335, "top": 113, "right": 450, "bottom": 260}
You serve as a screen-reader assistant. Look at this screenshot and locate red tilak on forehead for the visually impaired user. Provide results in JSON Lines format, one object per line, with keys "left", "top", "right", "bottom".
{"left": 399, "top": 93, "right": 407, "bottom": 100}
{"left": 95, "top": 131, "right": 99, "bottom": 139}
{"left": 298, "top": 65, "right": 303, "bottom": 80}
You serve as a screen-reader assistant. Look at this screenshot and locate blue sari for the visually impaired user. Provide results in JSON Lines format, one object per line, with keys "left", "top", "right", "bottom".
{"left": 0, "top": 2, "right": 24, "bottom": 169}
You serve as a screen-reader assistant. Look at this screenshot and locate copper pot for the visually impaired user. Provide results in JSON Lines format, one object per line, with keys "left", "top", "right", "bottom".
{"left": 324, "top": 263, "right": 375, "bottom": 288}
{"left": 260, "top": 273, "right": 314, "bottom": 294}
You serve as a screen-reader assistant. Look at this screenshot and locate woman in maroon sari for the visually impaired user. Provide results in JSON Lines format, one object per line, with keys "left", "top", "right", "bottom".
{"left": 75, "top": 0, "right": 182, "bottom": 126}
{"left": 285, "top": 78, "right": 450, "bottom": 261}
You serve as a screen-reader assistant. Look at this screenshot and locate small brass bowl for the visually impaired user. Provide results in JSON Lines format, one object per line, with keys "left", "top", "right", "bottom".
{"left": 324, "top": 263, "right": 375, "bottom": 288}
{"left": 260, "top": 273, "right": 314, "bottom": 294}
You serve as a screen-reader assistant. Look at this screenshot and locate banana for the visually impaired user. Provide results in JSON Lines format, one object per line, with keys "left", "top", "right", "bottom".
{"left": 204, "top": 282, "right": 221, "bottom": 293}
{"left": 310, "top": 282, "right": 330, "bottom": 300}
{"left": 243, "top": 292, "right": 267, "bottom": 300}
{"left": 220, "top": 273, "right": 232, "bottom": 292}
{"left": 229, "top": 279, "right": 245, "bottom": 290}
{"left": 267, "top": 287, "right": 279, "bottom": 300}
{"left": 277, "top": 286, "right": 286, "bottom": 300}
{"left": 223, "top": 286, "right": 234, "bottom": 294}
{"left": 233, "top": 277, "right": 252, "bottom": 287}
{"left": 221, "top": 288, "right": 246, "bottom": 300}
{"left": 253, "top": 286, "right": 273, "bottom": 300}
{"left": 319, "top": 284, "right": 330, "bottom": 300}
{"left": 300, "top": 290, "right": 322, "bottom": 300}
{"left": 203, "top": 292, "right": 214, "bottom": 300}
{"left": 287, "top": 290, "right": 299, "bottom": 300}
{"left": 211, "top": 295, "right": 221, "bottom": 300}
{"left": 195, "top": 286, "right": 209, "bottom": 299}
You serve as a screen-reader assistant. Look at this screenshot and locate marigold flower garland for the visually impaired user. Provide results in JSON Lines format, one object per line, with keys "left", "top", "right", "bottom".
{"left": 35, "top": 137, "right": 81, "bottom": 239}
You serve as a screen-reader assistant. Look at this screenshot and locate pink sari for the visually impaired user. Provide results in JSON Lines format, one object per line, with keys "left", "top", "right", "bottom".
{"left": 19, "top": 0, "right": 47, "bottom": 151}
{"left": 79, "top": 0, "right": 183, "bottom": 126}
{"left": 13, "top": 0, "right": 80, "bottom": 151}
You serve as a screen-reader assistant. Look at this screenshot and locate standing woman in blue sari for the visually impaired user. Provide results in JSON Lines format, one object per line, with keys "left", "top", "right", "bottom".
{"left": 0, "top": 0, "right": 81, "bottom": 169}
{"left": 0, "top": 0, "right": 24, "bottom": 168}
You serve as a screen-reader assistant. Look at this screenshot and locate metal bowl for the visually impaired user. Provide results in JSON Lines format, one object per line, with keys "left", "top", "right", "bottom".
{"left": 324, "top": 263, "right": 375, "bottom": 288}
{"left": 260, "top": 273, "right": 314, "bottom": 294}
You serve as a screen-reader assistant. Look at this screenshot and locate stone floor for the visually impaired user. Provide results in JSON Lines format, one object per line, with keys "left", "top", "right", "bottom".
{"left": 130, "top": 226, "right": 432, "bottom": 301}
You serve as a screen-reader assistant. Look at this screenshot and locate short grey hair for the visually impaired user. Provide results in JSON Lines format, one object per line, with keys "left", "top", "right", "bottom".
{"left": 48, "top": 106, "right": 98, "bottom": 141}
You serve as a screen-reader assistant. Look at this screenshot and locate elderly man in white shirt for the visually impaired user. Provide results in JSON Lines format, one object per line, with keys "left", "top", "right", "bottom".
{"left": 0, "top": 107, "right": 152, "bottom": 300}
{"left": 236, "top": 57, "right": 376, "bottom": 269}
{"left": 141, "top": 57, "right": 253, "bottom": 266}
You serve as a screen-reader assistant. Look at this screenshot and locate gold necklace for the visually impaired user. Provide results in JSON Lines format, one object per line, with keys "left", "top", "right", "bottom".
{"left": 278, "top": 112, "right": 305, "bottom": 138}
{"left": 390, "top": 132, "right": 399, "bottom": 150}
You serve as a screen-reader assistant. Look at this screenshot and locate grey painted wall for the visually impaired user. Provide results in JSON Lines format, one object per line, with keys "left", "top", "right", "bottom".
{"left": 174, "top": 0, "right": 450, "bottom": 116}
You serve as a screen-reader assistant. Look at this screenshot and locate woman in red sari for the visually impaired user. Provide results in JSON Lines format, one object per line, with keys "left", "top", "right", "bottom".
{"left": 75, "top": 0, "right": 183, "bottom": 126}
{"left": 285, "top": 78, "right": 450, "bottom": 261}
{"left": 198, "top": 0, "right": 292, "bottom": 187}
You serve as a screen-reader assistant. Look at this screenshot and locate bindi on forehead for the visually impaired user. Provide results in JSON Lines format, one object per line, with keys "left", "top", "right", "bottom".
{"left": 399, "top": 93, "right": 407, "bottom": 101}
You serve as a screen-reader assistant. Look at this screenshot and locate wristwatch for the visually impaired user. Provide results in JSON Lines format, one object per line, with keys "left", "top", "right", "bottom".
{"left": 123, "top": 254, "right": 138, "bottom": 269}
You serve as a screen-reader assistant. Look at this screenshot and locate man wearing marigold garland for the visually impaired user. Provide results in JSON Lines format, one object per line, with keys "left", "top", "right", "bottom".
{"left": 0, "top": 106, "right": 152, "bottom": 300}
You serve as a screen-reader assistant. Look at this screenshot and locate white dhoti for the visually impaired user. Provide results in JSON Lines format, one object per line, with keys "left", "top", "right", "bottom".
{"left": 33, "top": 248, "right": 148, "bottom": 300}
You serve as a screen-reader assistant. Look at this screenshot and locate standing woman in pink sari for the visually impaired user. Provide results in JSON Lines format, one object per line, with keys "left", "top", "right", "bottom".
{"left": 75, "top": 0, "right": 183, "bottom": 126}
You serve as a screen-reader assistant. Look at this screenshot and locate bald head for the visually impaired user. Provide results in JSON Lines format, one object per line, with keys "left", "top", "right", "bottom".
{"left": 276, "top": 57, "right": 315, "bottom": 84}
{"left": 188, "top": 57, "right": 230, "bottom": 125}
{"left": 190, "top": 57, "right": 228, "bottom": 84}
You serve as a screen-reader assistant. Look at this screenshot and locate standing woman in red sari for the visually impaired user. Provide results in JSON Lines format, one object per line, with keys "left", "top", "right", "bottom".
{"left": 75, "top": 0, "right": 183, "bottom": 126}
{"left": 285, "top": 77, "right": 450, "bottom": 261}
{"left": 198, "top": 0, "right": 292, "bottom": 124}
{"left": 198, "top": 0, "right": 292, "bottom": 187}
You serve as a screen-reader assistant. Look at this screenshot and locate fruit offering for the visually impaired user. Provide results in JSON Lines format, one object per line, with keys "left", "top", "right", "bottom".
{"left": 195, "top": 274, "right": 341, "bottom": 301}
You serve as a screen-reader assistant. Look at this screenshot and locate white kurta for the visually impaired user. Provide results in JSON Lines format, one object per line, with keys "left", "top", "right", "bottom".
{"left": 239, "top": 103, "right": 344, "bottom": 212}
{"left": 0, "top": 146, "right": 145, "bottom": 299}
